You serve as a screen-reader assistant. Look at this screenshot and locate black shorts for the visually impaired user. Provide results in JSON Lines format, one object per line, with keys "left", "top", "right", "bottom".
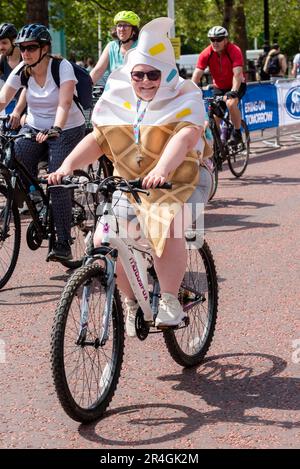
{"left": 213, "top": 82, "right": 247, "bottom": 101}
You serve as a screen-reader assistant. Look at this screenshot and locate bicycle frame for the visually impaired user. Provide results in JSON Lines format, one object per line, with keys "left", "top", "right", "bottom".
{"left": 79, "top": 198, "right": 158, "bottom": 346}
{"left": 0, "top": 155, "right": 51, "bottom": 238}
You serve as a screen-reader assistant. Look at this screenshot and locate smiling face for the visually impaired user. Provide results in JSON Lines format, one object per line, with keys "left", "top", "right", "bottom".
{"left": 131, "top": 64, "right": 161, "bottom": 101}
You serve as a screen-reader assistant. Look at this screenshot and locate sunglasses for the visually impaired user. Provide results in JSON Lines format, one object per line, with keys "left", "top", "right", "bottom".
{"left": 19, "top": 44, "right": 40, "bottom": 52}
{"left": 210, "top": 37, "right": 225, "bottom": 43}
{"left": 131, "top": 70, "right": 161, "bottom": 82}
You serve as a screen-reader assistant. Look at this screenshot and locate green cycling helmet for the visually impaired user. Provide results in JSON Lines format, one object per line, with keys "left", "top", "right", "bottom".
{"left": 113, "top": 11, "right": 140, "bottom": 27}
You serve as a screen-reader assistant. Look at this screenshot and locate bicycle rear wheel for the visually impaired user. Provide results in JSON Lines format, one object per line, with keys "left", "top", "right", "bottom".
{"left": 227, "top": 120, "right": 250, "bottom": 177}
{"left": 60, "top": 169, "right": 94, "bottom": 269}
{"left": 163, "top": 239, "right": 218, "bottom": 367}
{"left": 208, "top": 156, "right": 218, "bottom": 201}
{"left": 0, "top": 184, "right": 21, "bottom": 289}
{"left": 51, "top": 263, "right": 124, "bottom": 423}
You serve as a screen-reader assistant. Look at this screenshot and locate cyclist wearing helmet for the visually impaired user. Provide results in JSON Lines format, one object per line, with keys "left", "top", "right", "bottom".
{"left": 192, "top": 26, "right": 246, "bottom": 145}
{"left": 90, "top": 10, "right": 140, "bottom": 85}
{"left": 0, "top": 24, "right": 86, "bottom": 261}
{"left": 0, "top": 22, "right": 22, "bottom": 114}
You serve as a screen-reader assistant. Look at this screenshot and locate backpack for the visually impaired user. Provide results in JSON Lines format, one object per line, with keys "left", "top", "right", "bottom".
{"left": 19, "top": 57, "right": 93, "bottom": 110}
{"left": 257, "top": 52, "right": 270, "bottom": 80}
{"left": 265, "top": 53, "right": 281, "bottom": 76}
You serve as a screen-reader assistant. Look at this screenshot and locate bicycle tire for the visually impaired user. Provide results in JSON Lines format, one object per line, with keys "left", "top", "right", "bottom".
{"left": 227, "top": 120, "right": 250, "bottom": 178}
{"left": 163, "top": 239, "right": 218, "bottom": 368}
{"left": 59, "top": 169, "right": 93, "bottom": 269}
{"left": 0, "top": 184, "right": 21, "bottom": 289}
{"left": 208, "top": 156, "right": 218, "bottom": 201}
{"left": 51, "top": 263, "right": 124, "bottom": 423}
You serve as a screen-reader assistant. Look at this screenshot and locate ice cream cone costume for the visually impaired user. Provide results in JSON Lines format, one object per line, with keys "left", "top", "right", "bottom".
{"left": 92, "top": 18, "right": 211, "bottom": 257}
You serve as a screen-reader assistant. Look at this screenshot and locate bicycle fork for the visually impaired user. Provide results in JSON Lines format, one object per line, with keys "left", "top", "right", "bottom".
{"left": 77, "top": 254, "right": 117, "bottom": 347}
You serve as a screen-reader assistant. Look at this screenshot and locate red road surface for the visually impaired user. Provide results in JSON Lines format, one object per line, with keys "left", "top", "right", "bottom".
{"left": 0, "top": 135, "right": 299, "bottom": 449}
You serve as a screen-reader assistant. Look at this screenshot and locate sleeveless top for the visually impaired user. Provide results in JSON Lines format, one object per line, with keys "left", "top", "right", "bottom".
{"left": 108, "top": 40, "right": 138, "bottom": 74}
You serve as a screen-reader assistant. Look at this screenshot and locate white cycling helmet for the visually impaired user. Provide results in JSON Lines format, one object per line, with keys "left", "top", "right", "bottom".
{"left": 207, "top": 26, "right": 228, "bottom": 38}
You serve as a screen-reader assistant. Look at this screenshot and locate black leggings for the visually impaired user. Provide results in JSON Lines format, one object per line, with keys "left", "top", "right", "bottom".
{"left": 213, "top": 82, "right": 247, "bottom": 101}
{"left": 15, "top": 124, "right": 86, "bottom": 242}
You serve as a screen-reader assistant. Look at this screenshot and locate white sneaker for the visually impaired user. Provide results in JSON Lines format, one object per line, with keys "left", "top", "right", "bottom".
{"left": 155, "top": 292, "right": 185, "bottom": 327}
{"left": 124, "top": 298, "right": 139, "bottom": 337}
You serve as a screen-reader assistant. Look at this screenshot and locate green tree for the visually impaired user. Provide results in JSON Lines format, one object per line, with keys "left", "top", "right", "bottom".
{"left": 0, "top": 0, "right": 299, "bottom": 59}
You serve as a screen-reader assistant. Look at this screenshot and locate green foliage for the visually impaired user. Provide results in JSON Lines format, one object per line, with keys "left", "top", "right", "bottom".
{"left": 0, "top": 0, "right": 26, "bottom": 26}
{"left": 0, "top": 0, "right": 300, "bottom": 59}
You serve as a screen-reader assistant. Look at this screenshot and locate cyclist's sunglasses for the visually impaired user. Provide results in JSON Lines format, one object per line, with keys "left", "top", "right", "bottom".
{"left": 18, "top": 44, "right": 40, "bottom": 53}
{"left": 210, "top": 37, "right": 225, "bottom": 43}
{"left": 131, "top": 70, "right": 161, "bottom": 82}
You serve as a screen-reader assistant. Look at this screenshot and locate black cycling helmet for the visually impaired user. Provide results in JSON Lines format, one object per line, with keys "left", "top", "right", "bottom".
{"left": 0, "top": 23, "right": 18, "bottom": 40}
{"left": 15, "top": 24, "right": 51, "bottom": 45}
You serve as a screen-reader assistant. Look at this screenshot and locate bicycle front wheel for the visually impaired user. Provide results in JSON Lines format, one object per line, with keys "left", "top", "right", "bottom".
{"left": 51, "top": 263, "right": 124, "bottom": 423}
{"left": 0, "top": 184, "right": 21, "bottom": 289}
{"left": 163, "top": 239, "right": 218, "bottom": 367}
{"left": 227, "top": 120, "right": 250, "bottom": 177}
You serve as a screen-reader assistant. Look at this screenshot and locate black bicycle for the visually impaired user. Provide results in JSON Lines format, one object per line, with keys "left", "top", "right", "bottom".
{"left": 0, "top": 117, "right": 93, "bottom": 289}
{"left": 206, "top": 96, "right": 250, "bottom": 198}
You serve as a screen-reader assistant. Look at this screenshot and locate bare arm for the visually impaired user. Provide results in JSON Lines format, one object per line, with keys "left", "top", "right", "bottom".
{"left": 143, "top": 126, "right": 203, "bottom": 188}
{"left": 231, "top": 66, "right": 243, "bottom": 91}
{"left": 9, "top": 87, "right": 27, "bottom": 129}
{"left": 0, "top": 82, "right": 17, "bottom": 112}
{"left": 280, "top": 55, "right": 287, "bottom": 75}
{"left": 191, "top": 68, "right": 205, "bottom": 85}
{"left": 90, "top": 44, "right": 110, "bottom": 84}
{"left": 47, "top": 132, "right": 104, "bottom": 184}
{"left": 291, "top": 63, "right": 297, "bottom": 77}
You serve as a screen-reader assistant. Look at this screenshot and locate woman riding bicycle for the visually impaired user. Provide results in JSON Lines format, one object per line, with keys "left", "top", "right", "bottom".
{"left": 0, "top": 24, "right": 86, "bottom": 261}
{"left": 90, "top": 10, "right": 140, "bottom": 85}
{"left": 48, "top": 17, "right": 212, "bottom": 334}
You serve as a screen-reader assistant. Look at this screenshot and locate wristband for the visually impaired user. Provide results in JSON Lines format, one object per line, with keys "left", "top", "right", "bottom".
{"left": 51, "top": 126, "right": 62, "bottom": 134}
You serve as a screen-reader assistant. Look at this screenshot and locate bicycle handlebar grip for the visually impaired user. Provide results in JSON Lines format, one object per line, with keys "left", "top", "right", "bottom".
{"left": 128, "top": 178, "right": 172, "bottom": 190}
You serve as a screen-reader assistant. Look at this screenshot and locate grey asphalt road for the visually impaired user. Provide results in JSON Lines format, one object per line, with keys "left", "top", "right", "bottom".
{"left": 0, "top": 135, "right": 299, "bottom": 449}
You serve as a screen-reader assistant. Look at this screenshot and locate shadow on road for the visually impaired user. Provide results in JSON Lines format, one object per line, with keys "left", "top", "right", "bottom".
{"left": 0, "top": 283, "right": 65, "bottom": 305}
{"left": 205, "top": 211, "right": 279, "bottom": 232}
{"left": 159, "top": 353, "right": 300, "bottom": 428}
{"left": 77, "top": 353, "right": 298, "bottom": 447}
{"left": 207, "top": 197, "right": 274, "bottom": 211}
{"left": 223, "top": 174, "right": 300, "bottom": 187}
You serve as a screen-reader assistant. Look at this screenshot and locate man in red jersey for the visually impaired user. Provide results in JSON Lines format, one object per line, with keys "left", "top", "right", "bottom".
{"left": 192, "top": 26, "right": 246, "bottom": 145}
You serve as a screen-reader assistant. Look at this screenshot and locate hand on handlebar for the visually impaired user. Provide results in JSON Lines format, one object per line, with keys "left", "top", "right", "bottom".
{"left": 225, "top": 90, "right": 239, "bottom": 100}
{"left": 47, "top": 168, "right": 71, "bottom": 185}
{"left": 8, "top": 112, "right": 21, "bottom": 130}
{"left": 35, "top": 126, "right": 62, "bottom": 143}
{"left": 142, "top": 168, "right": 168, "bottom": 189}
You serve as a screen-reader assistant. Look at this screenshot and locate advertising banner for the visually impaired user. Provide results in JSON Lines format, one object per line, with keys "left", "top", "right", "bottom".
{"left": 240, "top": 83, "right": 279, "bottom": 131}
{"left": 275, "top": 79, "right": 300, "bottom": 126}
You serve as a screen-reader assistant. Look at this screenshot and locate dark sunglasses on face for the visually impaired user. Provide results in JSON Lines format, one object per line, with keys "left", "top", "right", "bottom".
{"left": 19, "top": 44, "right": 40, "bottom": 52}
{"left": 131, "top": 70, "right": 161, "bottom": 82}
{"left": 210, "top": 37, "right": 225, "bottom": 43}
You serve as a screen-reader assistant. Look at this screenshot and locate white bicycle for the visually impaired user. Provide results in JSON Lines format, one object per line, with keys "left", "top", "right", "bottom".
{"left": 50, "top": 176, "right": 218, "bottom": 423}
